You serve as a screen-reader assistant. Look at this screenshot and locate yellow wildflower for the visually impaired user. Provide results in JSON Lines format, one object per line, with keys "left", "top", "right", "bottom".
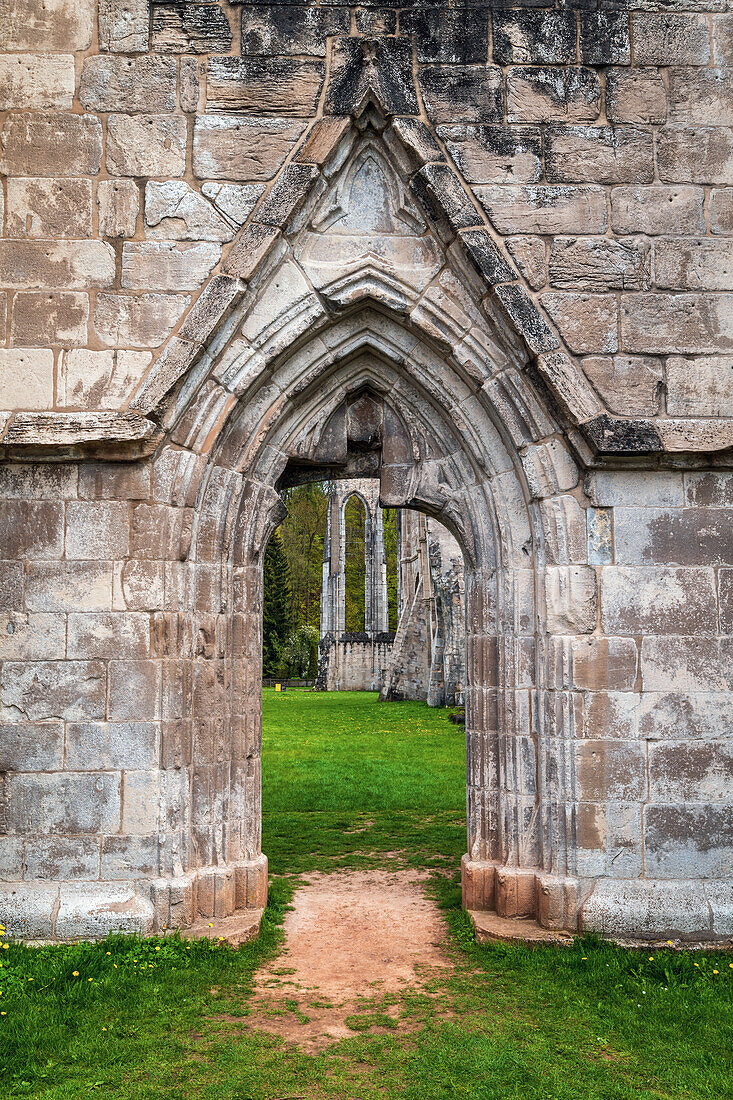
{"left": 88, "top": 978, "right": 93, "bottom": 982}
{"left": 72, "top": 971, "right": 79, "bottom": 976}
{"left": 648, "top": 956, "right": 654, "bottom": 961}
{"left": 2, "top": 944, "right": 8, "bottom": 950}
{"left": 155, "top": 946, "right": 160, "bottom": 951}
{"left": 713, "top": 969, "right": 719, "bottom": 975}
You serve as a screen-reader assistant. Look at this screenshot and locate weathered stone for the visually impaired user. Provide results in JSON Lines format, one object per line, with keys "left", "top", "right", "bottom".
{"left": 241, "top": 5, "right": 349, "bottom": 57}
{"left": 66, "top": 723, "right": 155, "bottom": 771}
{"left": 325, "top": 36, "right": 417, "bottom": 117}
{"left": 11, "top": 292, "right": 88, "bottom": 348}
{"left": 24, "top": 561, "right": 113, "bottom": 611}
{"left": 0, "top": 349, "right": 54, "bottom": 409}
{"left": 606, "top": 70, "right": 667, "bottom": 125}
{"left": 685, "top": 471, "right": 733, "bottom": 508}
{"left": 714, "top": 14, "right": 733, "bottom": 67}
{"left": 256, "top": 164, "right": 320, "bottom": 228}
{"left": 645, "top": 805, "right": 732, "bottom": 879}
{"left": 580, "top": 10, "right": 631, "bottom": 67}
{"left": 649, "top": 741, "right": 733, "bottom": 804}
{"left": 0, "top": 613, "right": 66, "bottom": 660}
{"left": 658, "top": 127, "right": 733, "bottom": 186}
{"left": 98, "top": 0, "right": 149, "bottom": 53}
{"left": 67, "top": 612, "right": 150, "bottom": 660}
{"left": 505, "top": 237, "right": 547, "bottom": 291}
{"left": 476, "top": 185, "right": 607, "bottom": 235}
{"left": 546, "top": 127, "right": 654, "bottom": 185}
{"left": 1, "top": 660, "right": 106, "bottom": 721}
{"left": 122, "top": 242, "right": 221, "bottom": 292}
{"left": 404, "top": 8, "right": 488, "bottom": 65}
{"left": 206, "top": 58, "right": 324, "bottom": 115}
{"left": 97, "top": 179, "right": 139, "bottom": 238}
{"left": 541, "top": 293, "right": 618, "bottom": 355}
{"left": 709, "top": 189, "right": 733, "bottom": 235}
{"left": 0, "top": 240, "right": 114, "bottom": 291}
{"left": 0, "top": 54, "right": 75, "bottom": 110}
{"left": 201, "top": 183, "right": 264, "bottom": 227}
{"left": 151, "top": 2, "right": 232, "bottom": 53}
{"left": 25, "top": 838, "right": 100, "bottom": 881}
{"left": 458, "top": 229, "right": 516, "bottom": 286}
{"left": 106, "top": 114, "right": 187, "bottom": 178}
{"left": 621, "top": 294, "right": 733, "bottom": 355}
{"left": 1, "top": 0, "right": 94, "bottom": 51}
{"left": 615, "top": 507, "right": 733, "bottom": 567}
{"left": 665, "top": 356, "right": 733, "bottom": 417}
{"left": 577, "top": 740, "right": 646, "bottom": 802}
{"left": 0, "top": 562, "right": 24, "bottom": 611}
{"left": 7, "top": 773, "right": 121, "bottom": 835}
{"left": 495, "top": 285, "right": 558, "bottom": 354}
{"left": 94, "top": 293, "right": 190, "bottom": 348}
{"left": 412, "top": 163, "right": 479, "bottom": 231}
{"left": 655, "top": 240, "right": 733, "bottom": 292}
{"left": 602, "top": 567, "right": 717, "bottom": 636}
{"left": 582, "top": 356, "right": 662, "bottom": 416}
{"left": 145, "top": 181, "right": 233, "bottom": 241}
{"left": 669, "top": 69, "right": 733, "bottom": 126}
{"left": 610, "top": 185, "right": 705, "bottom": 236}
{"left": 66, "top": 501, "right": 131, "bottom": 560}
{"left": 0, "top": 113, "right": 102, "bottom": 177}
{"left": 222, "top": 223, "right": 280, "bottom": 281}
{"left": 534, "top": 351, "right": 603, "bottom": 424}
{"left": 549, "top": 238, "right": 650, "bottom": 293}
{"left": 193, "top": 116, "right": 306, "bottom": 181}
{"left": 507, "top": 68, "right": 601, "bottom": 125}
{"left": 6, "top": 178, "right": 93, "bottom": 238}
{"left": 180, "top": 57, "right": 200, "bottom": 113}
{"left": 420, "top": 65, "right": 503, "bottom": 125}
{"left": 80, "top": 57, "right": 177, "bottom": 112}
{"left": 438, "top": 125, "right": 542, "bottom": 185}
{"left": 492, "top": 11, "right": 576, "bottom": 66}
{"left": 545, "top": 566, "right": 597, "bottom": 635}
{"left": 632, "top": 13, "right": 711, "bottom": 67}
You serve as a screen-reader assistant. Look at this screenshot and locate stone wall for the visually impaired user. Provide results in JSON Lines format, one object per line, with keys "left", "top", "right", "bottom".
{"left": 0, "top": 1, "right": 731, "bottom": 943}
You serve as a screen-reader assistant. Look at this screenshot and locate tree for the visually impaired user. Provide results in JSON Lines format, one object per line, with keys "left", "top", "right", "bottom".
{"left": 279, "top": 483, "right": 328, "bottom": 629}
{"left": 262, "top": 530, "right": 291, "bottom": 677}
{"left": 279, "top": 625, "right": 319, "bottom": 679}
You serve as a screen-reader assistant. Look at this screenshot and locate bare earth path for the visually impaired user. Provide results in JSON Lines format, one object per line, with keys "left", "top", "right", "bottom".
{"left": 245, "top": 869, "right": 452, "bottom": 1050}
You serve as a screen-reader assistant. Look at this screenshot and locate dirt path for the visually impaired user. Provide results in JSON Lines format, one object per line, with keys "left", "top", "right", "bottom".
{"left": 245, "top": 869, "right": 452, "bottom": 1049}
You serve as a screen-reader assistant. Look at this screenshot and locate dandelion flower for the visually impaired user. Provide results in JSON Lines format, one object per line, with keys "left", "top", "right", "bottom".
{"left": 694, "top": 962, "right": 700, "bottom": 968}
{"left": 155, "top": 946, "right": 161, "bottom": 952}
{"left": 113, "top": 964, "right": 117, "bottom": 969}
{"left": 648, "top": 956, "right": 654, "bottom": 961}
{"left": 102, "top": 1027, "right": 107, "bottom": 1032}
{"left": 208, "top": 923, "right": 213, "bottom": 928}
{"left": 88, "top": 978, "right": 93, "bottom": 982}
{"left": 2, "top": 945, "right": 8, "bottom": 950}
{"left": 713, "top": 969, "right": 719, "bottom": 975}
{"left": 72, "top": 971, "right": 79, "bottom": 977}
{"left": 106, "top": 952, "right": 111, "bottom": 956}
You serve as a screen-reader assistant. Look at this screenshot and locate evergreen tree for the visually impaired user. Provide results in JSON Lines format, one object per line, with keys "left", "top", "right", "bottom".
{"left": 262, "top": 530, "right": 292, "bottom": 676}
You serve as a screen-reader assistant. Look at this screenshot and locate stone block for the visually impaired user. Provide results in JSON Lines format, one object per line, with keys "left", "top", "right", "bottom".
{"left": 249, "top": 163, "right": 319, "bottom": 228}
{"left": 151, "top": 2, "right": 232, "bottom": 53}
{"left": 99, "top": 0, "right": 149, "bottom": 53}
{"left": 24, "top": 561, "right": 113, "bottom": 612}
{"left": 122, "top": 770, "right": 159, "bottom": 834}
{"left": 610, "top": 185, "right": 705, "bottom": 236}
{"left": 495, "top": 285, "right": 558, "bottom": 354}
{"left": 55, "top": 883, "right": 154, "bottom": 938}
{"left": 586, "top": 470, "right": 683, "bottom": 509}
{"left": 505, "top": 236, "right": 546, "bottom": 291}
{"left": 108, "top": 660, "right": 160, "bottom": 721}
{"left": 200, "top": 182, "right": 264, "bottom": 227}
{"left": 25, "top": 837, "right": 101, "bottom": 881}
{"left": 541, "top": 292, "right": 617, "bottom": 355}
{"left": 714, "top": 14, "right": 733, "bottom": 67}
{"left": 7, "top": 772, "right": 121, "bottom": 835}
{"left": 549, "top": 237, "right": 650, "bottom": 293}
{"left": 669, "top": 69, "right": 733, "bottom": 127}
{"left": 0, "top": 500, "right": 63, "bottom": 558}
{"left": 645, "top": 805, "right": 732, "bottom": 879}
{"left": 570, "top": 636, "right": 638, "bottom": 692}
{"left": 642, "top": 637, "right": 733, "bottom": 693}
{"left": 420, "top": 65, "right": 503, "bottom": 125}
{"left": 579, "top": 11, "right": 630, "bottom": 67}
{"left": 241, "top": 5, "right": 348, "bottom": 57}
{"left": 0, "top": 349, "right": 54, "bottom": 410}
{"left": 97, "top": 179, "right": 139, "bottom": 238}
{"left": 193, "top": 116, "right": 306, "bottom": 181}
{"left": 438, "top": 125, "right": 542, "bottom": 185}
{"left": 685, "top": 471, "right": 733, "bottom": 508}
{"left": 67, "top": 612, "right": 150, "bottom": 660}
{"left": 0, "top": 462, "right": 77, "bottom": 499}
{"left": 577, "top": 740, "right": 646, "bottom": 802}
{"left": 606, "top": 70, "right": 667, "bottom": 125}
{"left": 1, "top": 0, "right": 94, "bottom": 50}
{"left": 507, "top": 68, "right": 601, "bottom": 125}
{"left": 601, "top": 566, "right": 717, "bottom": 636}
{"left": 80, "top": 57, "right": 177, "bottom": 113}
{"left": 641, "top": 687, "right": 733, "bottom": 744}
{"left": 649, "top": 741, "right": 733, "bottom": 805}
{"left": 66, "top": 721, "right": 157, "bottom": 770}
{"left": 94, "top": 293, "right": 189, "bottom": 348}
{"left": 0, "top": 720, "right": 64, "bottom": 770}
{"left": 584, "top": 692, "right": 639, "bottom": 742}
{"left": 632, "top": 13, "right": 711, "bottom": 67}
{"left": 0, "top": 837, "right": 24, "bottom": 880}
{"left": 11, "top": 292, "right": 88, "bottom": 348}
{"left": 106, "top": 114, "right": 187, "bottom": 178}
{"left": 655, "top": 240, "right": 733, "bottom": 292}
{"left": 1, "top": 658, "right": 106, "bottom": 722}
{"left": 0, "top": 240, "right": 114, "bottom": 290}
{"left": 581, "top": 879, "right": 711, "bottom": 940}
{"left": 121, "top": 242, "right": 221, "bottom": 292}
{"left": 546, "top": 127, "right": 654, "bottom": 185}
{"left": 404, "top": 9, "right": 488, "bottom": 65}
{"left": 78, "top": 462, "right": 151, "bottom": 503}
{"left": 0, "top": 54, "right": 75, "bottom": 111}
{"left": 144, "top": 181, "right": 232, "bottom": 242}
{"left": 658, "top": 127, "right": 733, "bottom": 186}
{"left": 101, "top": 835, "right": 158, "bottom": 879}
{"left": 666, "top": 356, "right": 733, "bottom": 417}
{"left": 709, "top": 188, "right": 733, "bottom": 235}
{"left": 121, "top": 560, "right": 165, "bottom": 611}
{"left": 492, "top": 11, "right": 576, "bottom": 65}
{"left": 476, "top": 185, "right": 607, "bottom": 235}
{"left": 539, "top": 496, "right": 586, "bottom": 565}
{"left": 60, "top": 349, "right": 151, "bottom": 410}
{"left": 65, "top": 501, "right": 130, "bottom": 561}
{"left": 6, "top": 178, "right": 93, "bottom": 238}
{"left": 582, "top": 356, "right": 662, "bottom": 417}
{"left": 615, "top": 506, "right": 733, "bottom": 567}
{"left": 621, "top": 293, "right": 733, "bottom": 355}
{"left": 0, "top": 113, "right": 102, "bottom": 177}
{"left": 0, "top": 561, "right": 24, "bottom": 611}
{"left": 545, "top": 566, "right": 597, "bottom": 635}
{"left": 206, "top": 58, "right": 324, "bottom": 115}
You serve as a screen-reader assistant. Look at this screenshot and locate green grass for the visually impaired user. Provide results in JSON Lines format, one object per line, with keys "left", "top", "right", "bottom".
{"left": 0, "top": 688, "right": 731, "bottom": 1099}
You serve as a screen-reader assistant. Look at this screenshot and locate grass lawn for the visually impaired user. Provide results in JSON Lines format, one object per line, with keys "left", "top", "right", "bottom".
{"left": 0, "top": 688, "right": 731, "bottom": 1099}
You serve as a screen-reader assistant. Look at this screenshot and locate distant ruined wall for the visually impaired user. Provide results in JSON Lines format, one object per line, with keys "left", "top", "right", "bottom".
{"left": 0, "top": 1, "right": 732, "bottom": 943}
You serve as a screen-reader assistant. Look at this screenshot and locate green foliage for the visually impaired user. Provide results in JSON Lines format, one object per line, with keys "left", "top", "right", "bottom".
{"left": 278, "top": 625, "right": 319, "bottom": 679}
{"left": 383, "top": 507, "right": 399, "bottom": 632}
{"left": 262, "top": 530, "right": 291, "bottom": 677}
{"left": 278, "top": 483, "right": 328, "bottom": 630}
{"left": 344, "top": 494, "right": 366, "bottom": 631}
